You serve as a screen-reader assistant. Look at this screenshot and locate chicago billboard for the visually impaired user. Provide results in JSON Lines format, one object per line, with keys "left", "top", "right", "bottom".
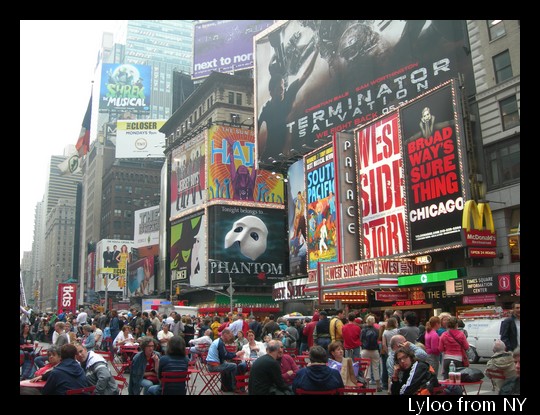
{"left": 254, "top": 20, "right": 474, "bottom": 163}
{"left": 193, "top": 20, "right": 274, "bottom": 79}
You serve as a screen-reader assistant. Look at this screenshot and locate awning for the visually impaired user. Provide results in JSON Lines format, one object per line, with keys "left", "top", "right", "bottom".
{"left": 214, "top": 294, "right": 276, "bottom": 305}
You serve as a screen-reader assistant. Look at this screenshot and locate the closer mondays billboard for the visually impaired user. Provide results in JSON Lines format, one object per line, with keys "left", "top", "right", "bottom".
{"left": 254, "top": 20, "right": 474, "bottom": 163}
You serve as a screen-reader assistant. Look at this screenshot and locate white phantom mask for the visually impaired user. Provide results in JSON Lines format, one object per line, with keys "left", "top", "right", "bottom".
{"left": 224, "top": 216, "right": 268, "bottom": 260}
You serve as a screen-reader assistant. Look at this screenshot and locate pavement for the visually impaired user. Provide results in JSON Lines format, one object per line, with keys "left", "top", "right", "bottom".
{"left": 31, "top": 342, "right": 497, "bottom": 396}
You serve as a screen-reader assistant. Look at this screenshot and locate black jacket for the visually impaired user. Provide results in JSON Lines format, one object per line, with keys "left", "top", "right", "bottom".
{"left": 391, "top": 360, "right": 439, "bottom": 395}
{"left": 500, "top": 315, "right": 519, "bottom": 351}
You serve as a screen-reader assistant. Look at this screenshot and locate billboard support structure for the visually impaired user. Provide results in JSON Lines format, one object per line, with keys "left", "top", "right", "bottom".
{"left": 177, "top": 277, "right": 234, "bottom": 313}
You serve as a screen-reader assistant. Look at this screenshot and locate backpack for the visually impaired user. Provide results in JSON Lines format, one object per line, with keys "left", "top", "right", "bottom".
{"left": 362, "top": 326, "right": 379, "bottom": 350}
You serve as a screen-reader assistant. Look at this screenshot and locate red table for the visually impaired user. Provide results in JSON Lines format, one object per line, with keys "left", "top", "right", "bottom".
{"left": 20, "top": 379, "right": 47, "bottom": 389}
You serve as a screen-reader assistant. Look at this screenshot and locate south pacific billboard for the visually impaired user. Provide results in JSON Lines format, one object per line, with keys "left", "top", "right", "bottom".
{"left": 170, "top": 131, "right": 206, "bottom": 219}
{"left": 170, "top": 210, "right": 207, "bottom": 288}
{"left": 207, "top": 205, "right": 287, "bottom": 285}
{"left": 305, "top": 144, "right": 339, "bottom": 269}
{"left": 207, "top": 125, "right": 284, "bottom": 204}
{"left": 193, "top": 20, "right": 274, "bottom": 79}
{"left": 99, "top": 63, "right": 151, "bottom": 111}
{"left": 254, "top": 20, "right": 474, "bottom": 163}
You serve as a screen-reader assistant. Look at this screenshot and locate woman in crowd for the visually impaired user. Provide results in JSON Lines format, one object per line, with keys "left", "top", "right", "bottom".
{"left": 235, "top": 330, "right": 249, "bottom": 352}
{"left": 128, "top": 337, "right": 162, "bottom": 395}
{"left": 81, "top": 324, "right": 96, "bottom": 351}
{"left": 438, "top": 316, "right": 469, "bottom": 380}
{"left": 424, "top": 316, "right": 441, "bottom": 377}
{"left": 113, "top": 325, "right": 135, "bottom": 354}
{"left": 147, "top": 335, "right": 189, "bottom": 395}
{"left": 328, "top": 340, "right": 360, "bottom": 378}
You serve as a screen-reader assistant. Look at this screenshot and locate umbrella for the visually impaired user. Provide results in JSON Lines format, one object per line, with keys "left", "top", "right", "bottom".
{"left": 283, "top": 312, "right": 304, "bottom": 319}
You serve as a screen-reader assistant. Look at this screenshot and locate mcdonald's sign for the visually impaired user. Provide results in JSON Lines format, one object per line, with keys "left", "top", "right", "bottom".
{"left": 462, "top": 200, "right": 497, "bottom": 247}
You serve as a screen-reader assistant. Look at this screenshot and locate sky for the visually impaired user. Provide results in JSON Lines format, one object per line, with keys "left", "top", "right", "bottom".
{"left": 20, "top": 20, "right": 121, "bottom": 264}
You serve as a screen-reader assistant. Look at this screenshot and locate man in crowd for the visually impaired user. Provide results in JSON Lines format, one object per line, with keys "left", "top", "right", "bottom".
{"left": 249, "top": 339, "right": 292, "bottom": 395}
{"left": 75, "top": 342, "right": 119, "bottom": 395}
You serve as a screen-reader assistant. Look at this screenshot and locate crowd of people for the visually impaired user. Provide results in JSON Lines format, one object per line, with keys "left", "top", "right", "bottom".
{"left": 20, "top": 302, "right": 520, "bottom": 396}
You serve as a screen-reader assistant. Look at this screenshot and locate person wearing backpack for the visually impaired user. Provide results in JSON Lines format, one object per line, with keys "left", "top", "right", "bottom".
{"left": 360, "top": 315, "right": 382, "bottom": 391}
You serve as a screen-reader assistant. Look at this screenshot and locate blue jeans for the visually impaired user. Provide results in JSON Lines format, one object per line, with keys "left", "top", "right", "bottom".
{"left": 208, "top": 362, "right": 238, "bottom": 390}
{"left": 141, "top": 378, "right": 155, "bottom": 395}
{"left": 147, "top": 384, "right": 161, "bottom": 395}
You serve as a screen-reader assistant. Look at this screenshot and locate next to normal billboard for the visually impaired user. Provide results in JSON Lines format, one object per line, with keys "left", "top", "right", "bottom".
{"left": 193, "top": 20, "right": 274, "bottom": 79}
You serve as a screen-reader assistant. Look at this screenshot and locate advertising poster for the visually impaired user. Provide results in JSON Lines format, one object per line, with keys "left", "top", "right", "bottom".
{"left": 401, "top": 81, "right": 466, "bottom": 251}
{"left": 57, "top": 283, "right": 77, "bottom": 314}
{"left": 356, "top": 112, "right": 408, "bottom": 259}
{"left": 99, "top": 63, "right": 151, "bottom": 111}
{"left": 127, "top": 256, "right": 155, "bottom": 297}
{"left": 207, "top": 205, "right": 287, "bottom": 285}
{"left": 193, "top": 20, "right": 274, "bottom": 79}
{"left": 305, "top": 145, "right": 339, "bottom": 269}
{"left": 170, "top": 131, "right": 206, "bottom": 219}
{"left": 115, "top": 119, "right": 166, "bottom": 159}
{"left": 254, "top": 20, "right": 474, "bottom": 163}
{"left": 133, "top": 205, "right": 160, "bottom": 248}
{"left": 287, "top": 160, "right": 307, "bottom": 275}
{"left": 170, "top": 211, "right": 207, "bottom": 287}
{"left": 207, "top": 125, "right": 284, "bottom": 203}
{"left": 95, "top": 239, "right": 135, "bottom": 292}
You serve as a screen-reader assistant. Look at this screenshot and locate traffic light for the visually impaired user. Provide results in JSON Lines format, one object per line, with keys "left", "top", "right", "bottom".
{"left": 175, "top": 286, "right": 180, "bottom": 295}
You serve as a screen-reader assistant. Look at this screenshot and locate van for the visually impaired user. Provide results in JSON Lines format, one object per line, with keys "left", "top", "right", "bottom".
{"left": 462, "top": 318, "right": 504, "bottom": 363}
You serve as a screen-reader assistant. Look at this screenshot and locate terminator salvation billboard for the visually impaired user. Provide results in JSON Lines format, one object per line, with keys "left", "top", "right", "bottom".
{"left": 254, "top": 20, "right": 474, "bottom": 163}
{"left": 355, "top": 80, "right": 467, "bottom": 257}
{"left": 193, "top": 20, "right": 274, "bottom": 79}
{"left": 207, "top": 205, "right": 287, "bottom": 285}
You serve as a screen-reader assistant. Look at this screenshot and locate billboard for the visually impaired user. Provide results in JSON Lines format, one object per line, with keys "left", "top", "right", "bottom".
{"left": 57, "top": 283, "right": 77, "bottom": 314}
{"left": 170, "top": 210, "right": 207, "bottom": 287}
{"left": 127, "top": 256, "right": 155, "bottom": 296}
{"left": 305, "top": 144, "right": 339, "bottom": 269}
{"left": 207, "top": 205, "right": 287, "bottom": 285}
{"left": 254, "top": 20, "right": 474, "bottom": 163}
{"left": 288, "top": 160, "right": 307, "bottom": 276}
{"left": 401, "top": 81, "right": 467, "bottom": 251}
{"left": 207, "top": 125, "right": 284, "bottom": 203}
{"left": 170, "top": 131, "right": 206, "bottom": 219}
{"left": 193, "top": 20, "right": 274, "bottom": 79}
{"left": 133, "top": 205, "right": 160, "bottom": 248}
{"left": 95, "top": 239, "right": 135, "bottom": 292}
{"left": 99, "top": 63, "right": 151, "bottom": 111}
{"left": 356, "top": 111, "right": 408, "bottom": 259}
{"left": 115, "top": 119, "right": 166, "bottom": 158}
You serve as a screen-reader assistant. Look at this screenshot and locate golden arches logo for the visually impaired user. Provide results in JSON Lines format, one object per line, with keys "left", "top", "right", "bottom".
{"left": 462, "top": 200, "right": 495, "bottom": 233}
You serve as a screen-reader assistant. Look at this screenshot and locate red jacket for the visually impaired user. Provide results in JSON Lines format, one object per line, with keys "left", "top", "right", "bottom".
{"left": 279, "top": 353, "right": 299, "bottom": 385}
{"left": 342, "top": 322, "right": 361, "bottom": 350}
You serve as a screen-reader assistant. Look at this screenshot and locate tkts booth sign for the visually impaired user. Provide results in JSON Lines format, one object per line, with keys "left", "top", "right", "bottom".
{"left": 461, "top": 200, "right": 497, "bottom": 258}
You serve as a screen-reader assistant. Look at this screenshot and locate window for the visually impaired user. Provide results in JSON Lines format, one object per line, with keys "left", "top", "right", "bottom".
{"left": 236, "top": 93, "right": 242, "bottom": 106}
{"left": 228, "top": 92, "right": 234, "bottom": 104}
{"left": 508, "top": 208, "right": 520, "bottom": 263}
{"left": 485, "top": 137, "right": 520, "bottom": 189}
{"left": 500, "top": 95, "right": 519, "bottom": 130}
{"left": 488, "top": 20, "right": 505, "bottom": 40}
{"left": 493, "top": 50, "right": 512, "bottom": 84}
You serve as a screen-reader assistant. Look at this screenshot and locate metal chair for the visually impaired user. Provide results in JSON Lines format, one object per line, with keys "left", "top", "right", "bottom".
{"left": 114, "top": 375, "right": 127, "bottom": 395}
{"left": 283, "top": 347, "right": 298, "bottom": 357}
{"left": 160, "top": 371, "right": 190, "bottom": 395}
{"left": 485, "top": 367, "right": 507, "bottom": 391}
{"left": 234, "top": 373, "right": 250, "bottom": 394}
{"left": 65, "top": 385, "right": 97, "bottom": 395}
{"left": 295, "top": 388, "right": 338, "bottom": 395}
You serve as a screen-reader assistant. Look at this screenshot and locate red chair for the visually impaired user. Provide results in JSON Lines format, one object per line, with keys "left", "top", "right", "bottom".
{"left": 234, "top": 373, "right": 250, "bottom": 394}
{"left": 338, "top": 386, "right": 376, "bottom": 395}
{"left": 66, "top": 385, "right": 97, "bottom": 395}
{"left": 485, "top": 367, "right": 507, "bottom": 391}
{"left": 225, "top": 344, "right": 237, "bottom": 353}
{"left": 283, "top": 347, "right": 298, "bottom": 357}
{"left": 293, "top": 355, "right": 309, "bottom": 368}
{"left": 114, "top": 375, "right": 127, "bottom": 395}
{"left": 295, "top": 388, "right": 338, "bottom": 395}
{"left": 160, "top": 371, "right": 190, "bottom": 395}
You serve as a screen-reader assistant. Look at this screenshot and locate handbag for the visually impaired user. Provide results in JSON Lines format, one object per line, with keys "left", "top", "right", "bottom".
{"left": 448, "top": 330, "right": 469, "bottom": 367}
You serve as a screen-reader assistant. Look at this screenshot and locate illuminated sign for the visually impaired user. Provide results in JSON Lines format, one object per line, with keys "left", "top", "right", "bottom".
{"left": 391, "top": 300, "right": 427, "bottom": 307}
{"left": 398, "top": 269, "right": 458, "bottom": 286}
{"left": 415, "top": 255, "right": 432, "bottom": 265}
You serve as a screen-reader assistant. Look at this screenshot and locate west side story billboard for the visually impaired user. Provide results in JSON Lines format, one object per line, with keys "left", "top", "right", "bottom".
{"left": 193, "top": 20, "right": 274, "bottom": 79}
{"left": 356, "top": 80, "right": 467, "bottom": 257}
{"left": 99, "top": 63, "right": 152, "bottom": 111}
{"left": 254, "top": 20, "right": 474, "bottom": 163}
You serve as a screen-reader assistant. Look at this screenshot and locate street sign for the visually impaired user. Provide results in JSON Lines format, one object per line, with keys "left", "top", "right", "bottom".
{"left": 227, "top": 286, "right": 235, "bottom": 296}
